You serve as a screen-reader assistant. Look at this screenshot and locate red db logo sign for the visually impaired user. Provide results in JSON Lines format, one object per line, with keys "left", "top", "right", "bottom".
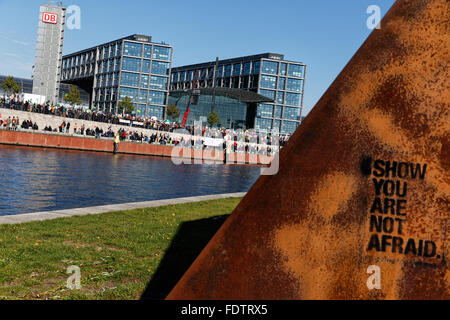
{"left": 42, "top": 12, "right": 58, "bottom": 24}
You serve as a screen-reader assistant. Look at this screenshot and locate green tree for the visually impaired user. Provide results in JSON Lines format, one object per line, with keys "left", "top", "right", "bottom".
{"left": 1, "top": 76, "right": 20, "bottom": 95}
{"left": 63, "top": 85, "right": 82, "bottom": 106}
{"left": 166, "top": 104, "right": 180, "bottom": 121}
{"left": 118, "top": 96, "right": 135, "bottom": 115}
{"left": 207, "top": 110, "right": 220, "bottom": 127}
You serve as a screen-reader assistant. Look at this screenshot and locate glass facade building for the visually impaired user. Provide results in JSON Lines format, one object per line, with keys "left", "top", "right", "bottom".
{"left": 170, "top": 53, "right": 306, "bottom": 134}
{"left": 61, "top": 34, "right": 172, "bottom": 118}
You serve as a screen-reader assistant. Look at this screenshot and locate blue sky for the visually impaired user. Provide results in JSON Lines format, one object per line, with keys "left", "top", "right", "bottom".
{"left": 0, "top": 0, "right": 395, "bottom": 115}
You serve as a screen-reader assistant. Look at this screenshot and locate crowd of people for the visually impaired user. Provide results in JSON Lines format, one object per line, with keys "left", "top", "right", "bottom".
{"left": 1, "top": 96, "right": 292, "bottom": 155}
{"left": 1, "top": 97, "right": 193, "bottom": 133}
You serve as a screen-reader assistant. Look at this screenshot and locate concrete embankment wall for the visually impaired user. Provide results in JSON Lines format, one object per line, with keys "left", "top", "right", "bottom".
{"left": 0, "top": 130, "right": 273, "bottom": 165}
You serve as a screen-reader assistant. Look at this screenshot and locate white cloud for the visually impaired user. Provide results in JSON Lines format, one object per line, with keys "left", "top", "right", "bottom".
{"left": 0, "top": 34, "right": 30, "bottom": 46}
{"left": 12, "top": 39, "right": 30, "bottom": 46}
{"left": 3, "top": 52, "right": 22, "bottom": 58}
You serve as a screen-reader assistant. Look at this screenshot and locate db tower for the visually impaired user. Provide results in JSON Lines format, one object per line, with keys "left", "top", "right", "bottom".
{"left": 32, "top": 1, "right": 66, "bottom": 104}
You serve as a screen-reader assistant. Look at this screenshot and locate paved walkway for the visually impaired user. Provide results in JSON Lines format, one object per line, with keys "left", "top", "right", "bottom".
{"left": 0, "top": 192, "right": 246, "bottom": 225}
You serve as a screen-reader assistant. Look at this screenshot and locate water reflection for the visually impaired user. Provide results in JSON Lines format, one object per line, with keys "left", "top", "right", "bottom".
{"left": 0, "top": 145, "right": 260, "bottom": 216}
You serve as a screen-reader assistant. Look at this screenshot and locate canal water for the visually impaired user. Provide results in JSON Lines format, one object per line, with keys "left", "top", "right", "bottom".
{"left": 0, "top": 145, "right": 261, "bottom": 216}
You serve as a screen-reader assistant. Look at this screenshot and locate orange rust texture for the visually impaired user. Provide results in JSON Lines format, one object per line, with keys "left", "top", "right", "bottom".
{"left": 167, "top": 0, "right": 449, "bottom": 300}
{"left": 0, "top": 130, "right": 272, "bottom": 164}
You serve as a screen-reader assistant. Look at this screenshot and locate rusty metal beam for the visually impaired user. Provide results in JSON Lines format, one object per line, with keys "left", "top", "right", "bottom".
{"left": 167, "top": 0, "right": 449, "bottom": 300}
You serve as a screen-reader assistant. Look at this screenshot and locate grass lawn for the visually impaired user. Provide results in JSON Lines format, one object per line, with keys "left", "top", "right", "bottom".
{"left": 0, "top": 197, "right": 242, "bottom": 300}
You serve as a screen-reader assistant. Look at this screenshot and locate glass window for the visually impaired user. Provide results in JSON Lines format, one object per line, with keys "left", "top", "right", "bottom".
{"left": 144, "top": 44, "right": 152, "bottom": 58}
{"left": 286, "top": 78, "right": 303, "bottom": 92}
{"left": 124, "top": 41, "right": 143, "bottom": 57}
{"left": 138, "top": 90, "right": 148, "bottom": 104}
{"left": 288, "top": 64, "right": 305, "bottom": 78}
{"left": 102, "top": 61, "right": 108, "bottom": 73}
{"left": 278, "top": 77, "right": 285, "bottom": 90}
{"left": 251, "top": 61, "right": 260, "bottom": 74}
{"left": 260, "top": 75, "right": 276, "bottom": 89}
{"left": 217, "top": 66, "right": 224, "bottom": 78}
{"left": 232, "top": 76, "right": 239, "bottom": 88}
{"left": 120, "top": 72, "right": 140, "bottom": 87}
{"left": 105, "top": 88, "right": 112, "bottom": 101}
{"left": 243, "top": 62, "right": 251, "bottom": 75}
{"left": 259, "top": 89, "right": 276, "bottom": 101}
{"left": 284, "top": 107, "right": 300, "bottom": 120}
{"left": 148, "top": 90, "right": 166, "bottom": 105}
{"left": 274, "top": 105, "right": 282, "bottom": 118}
{"left": 281, "top": 121, "right": 299, "bottom": 134}
{"left": 141, "top": 74, "right": 149, "bottom": 88}
{"left": 200, "top": 68, "right": 207, "bottom": 79}
{"left": 142, "top": 60, "right": 151, "bottom": 73}
{"left": 151, "top": 61, "right": 170, "bottom": 75}
{"left": 207, "top": 67, "right": 213, "bottom": 79}
{"left": 153, "top": 46, "right": 171, "bottom": 61}
{"left": 114, "top": 58, "right": 121, "bottom": 71}
{"left": 150, "top": 76, "right": 168, "bottom": 90}
{"left": 280, "top": 63, "right": 287, "bottom": 76}
{"left": 285, "top": 92, "right": 301, "bottom": 106}
{"left": 119, "top": 87, "right": 139, "bottom": 102}
{"left": 273, "top": 120, "right": 281, "bottom": 133}
{"left": 276, "top": 92, "right": 284, "bottom": 104}
{"left": 232, "top": 63, "right": 241, "bottom": 76}
{"left": 257, "top": 104, "right": 273, "bottom": 118}
{"left": 224, "top": 65, "right": 232, "bottom": 77}
{"left": 110, "top": 45, "right": 115, "bottom": 58}
{"left": 262, "top": 60, "right": 278, "bottom": 74}
{"left": 255, "top": 118, "right": 272, "bottom": 132}
{"left": 112, "top": 87, "right": 117, "bottom": 100}
{"left": 122, "top": 57, "right": 141, "bottom": 72}
{"left": 148, "top": 105, "right": 164, "bottom": 119}
{"left": 136, "top": 104, "right": 146, "bottom": 116}
{"left": 108, "top": 73, "right": 113, "bottom": 86}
